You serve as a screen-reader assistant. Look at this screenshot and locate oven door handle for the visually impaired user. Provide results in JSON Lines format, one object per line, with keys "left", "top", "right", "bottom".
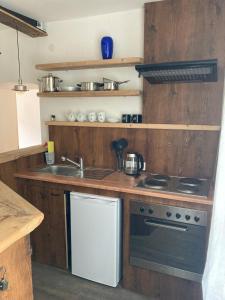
{"left": 144, "top": 219, "right": 188, "bottom": 232}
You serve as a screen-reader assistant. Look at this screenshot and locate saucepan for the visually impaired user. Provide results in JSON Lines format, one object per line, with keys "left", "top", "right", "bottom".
{"left": 77, "top": 82, "right": 104, "bottom": 91}
{"left": 103, "top": 78, "right": 130, "bottom": 90}
{"left": 38, "top": 73, "right": 63, "bottom": 92}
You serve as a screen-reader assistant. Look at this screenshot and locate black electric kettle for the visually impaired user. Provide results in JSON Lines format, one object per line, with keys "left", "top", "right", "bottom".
{"left": 124, "top": 152, "right": 144, "bottom": 176}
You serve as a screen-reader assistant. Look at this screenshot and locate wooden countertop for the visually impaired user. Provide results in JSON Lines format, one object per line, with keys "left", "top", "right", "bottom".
{"left": 14, "top": 169, "right": 213, "bottom": 206}
{"left": 0, "top": 181, "right": 44, "bottom": 254}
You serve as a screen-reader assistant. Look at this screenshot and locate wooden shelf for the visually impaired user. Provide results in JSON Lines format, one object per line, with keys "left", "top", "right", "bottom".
{"left": 0, "top": 7, "right": 47, "bottom": 38}
{"left": 35, "top": 57, "right": 143, "bottom": 71}
{"left": 45, "top": 121, "right": 221, "bottom": 131}
{"left": 38, "top": 90, "right": 141, "bottom": 97}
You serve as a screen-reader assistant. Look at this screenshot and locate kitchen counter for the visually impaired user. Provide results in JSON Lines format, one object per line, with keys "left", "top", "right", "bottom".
{"left": 14, "top": 169, "right": 213, "bottom": 206}
{"left": 0, "top": 180, "right": 44, "bottom": 254}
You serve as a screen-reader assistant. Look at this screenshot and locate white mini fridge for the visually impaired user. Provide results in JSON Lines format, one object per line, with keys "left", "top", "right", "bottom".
{"left": 69, "top": 192, "right": 121, "bottom": 287}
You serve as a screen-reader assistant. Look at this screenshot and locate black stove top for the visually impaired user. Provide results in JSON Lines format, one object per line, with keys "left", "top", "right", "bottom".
{"left": 137, "top": 174, "right": 210, "bottom": 197}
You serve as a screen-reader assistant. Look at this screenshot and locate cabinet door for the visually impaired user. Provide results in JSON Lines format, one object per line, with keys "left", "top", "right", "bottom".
{"left": 23, "top": 182, "right": 67, "bottom": 269}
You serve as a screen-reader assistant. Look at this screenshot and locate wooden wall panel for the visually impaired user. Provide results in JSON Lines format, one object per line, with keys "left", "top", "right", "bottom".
{"left": 0, "top": 237, "right": 33, "bottom": 300}
{"left": 49, "top": 126, "right": 219, "bottom": 178}
{"left": 0, "top": 153, "right": 44, "bottom": 191}
{"left": 143, "top": 0, "right": 225, "bottom": 125}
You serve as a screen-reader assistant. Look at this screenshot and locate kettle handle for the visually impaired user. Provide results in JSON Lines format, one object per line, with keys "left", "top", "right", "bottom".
{"left": 138, "top": 154, "right": 144, "bottom": 171}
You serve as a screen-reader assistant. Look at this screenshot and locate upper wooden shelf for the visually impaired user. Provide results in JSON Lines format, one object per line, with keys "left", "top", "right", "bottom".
{"left": 0, "top": 7, "right": 47, "bottom": 37}
{"left": 38, "top": 90, "right": 141, "bottom": 97}
{"left": 35, "top": 57, "right": 144, "bottom": 71}
{"left": 45, "top": 121, "right": 221, "bottom": 131}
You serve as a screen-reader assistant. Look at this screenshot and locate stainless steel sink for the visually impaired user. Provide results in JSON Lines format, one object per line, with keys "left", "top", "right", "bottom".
{"left": 35, "top": 165, "right": 113, "bottom": 180}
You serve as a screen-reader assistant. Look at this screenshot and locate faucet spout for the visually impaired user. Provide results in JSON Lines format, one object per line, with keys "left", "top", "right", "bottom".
{"left": 61, "top": 156, "right": 84, "bottom": 171}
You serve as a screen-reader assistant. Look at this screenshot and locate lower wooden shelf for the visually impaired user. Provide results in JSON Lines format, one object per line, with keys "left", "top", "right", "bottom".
{"left": 38, "top": 90, "right": 141, "bottom": 97}
{"left": 45, "top": 121, "right": 221, "bottom": 131}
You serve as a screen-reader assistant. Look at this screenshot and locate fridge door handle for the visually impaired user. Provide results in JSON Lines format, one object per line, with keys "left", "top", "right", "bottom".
{"left": 74, "top": 197, "right": 116, "bottom": 205}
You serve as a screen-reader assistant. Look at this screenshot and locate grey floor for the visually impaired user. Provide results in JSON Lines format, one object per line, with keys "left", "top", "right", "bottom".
{"left": 32, "top": 263, "right": 153, "bottom": 300}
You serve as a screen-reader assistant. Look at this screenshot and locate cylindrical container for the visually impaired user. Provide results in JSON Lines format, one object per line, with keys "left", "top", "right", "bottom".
{"left": 38, "top": 73, "right": 63, "bottom": 92}
{"left": 122, "top": 114, "right": 131, "bottom": 123}
{"left": 132, "top": 114, "right": 143, "bottom": 123}
{"left": 101, "top": 36, "right": 113, "bottom": 59}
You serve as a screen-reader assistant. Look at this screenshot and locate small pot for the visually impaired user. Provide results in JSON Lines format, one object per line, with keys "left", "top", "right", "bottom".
{"left": 103, "top": 78, "right": 129, "bottom": 90}
{"left": 77, "top": 82, "right": 103, "bottom": 91}
{"left": 38, "top": 73, "right": 63, "bottom": 92}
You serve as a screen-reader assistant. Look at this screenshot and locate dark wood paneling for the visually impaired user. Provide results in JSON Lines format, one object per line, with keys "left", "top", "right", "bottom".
{"left": 49, "top": 125, "right": 219, "bottom": 178}
{"left": 0, "top": 152, "right": 44, "bottom": 191}
{"left": 18, "top": 180, "right": 67, "bottom": 270}
{"left": 143, "top": 0, "right": 225, "bottom": 125}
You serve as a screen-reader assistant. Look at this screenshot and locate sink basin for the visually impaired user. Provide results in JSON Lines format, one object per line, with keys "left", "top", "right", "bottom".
{"left": 35, "top": 165, "right": 113, "bottom": 180}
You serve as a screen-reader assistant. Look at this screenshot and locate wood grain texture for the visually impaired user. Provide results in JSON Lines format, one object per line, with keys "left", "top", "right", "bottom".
{"left": 48, "top": 125, "right": 219, "bottom": 179}
{"left": 35, "top": 57, "right": 143, "bottom": 71}
{"left": 143, "top": 0, "right": 225, "bottom": 125}
{"left": 0, "top": 145, "right": 46, "bottom": 164}
{"left": 0, "top": 237, "right": 33, "bottom": 300}
{"left": 0, "top": 181, "right": 43, "bottom": 254}
{"left": 15, "top": 171, "right": 213, "bottom": 206}
{"left": 45, "top": 121, "right": 221, "bottom": 131}
{"left": 18, "top": 181, "right": 67, "bottom": 269}
{"left": 37, "top": 90, "right": 141, "bottom": 97}
{"left": 0, "top": 152, "right": 44, "bottom": 191}
{"left": 0, "top": 7, "right": 47, "bottom": 37}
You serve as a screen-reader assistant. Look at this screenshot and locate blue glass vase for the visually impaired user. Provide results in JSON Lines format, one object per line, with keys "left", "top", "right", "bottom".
{"left": 101, "top": 36, "right": 113, "bottom": 59}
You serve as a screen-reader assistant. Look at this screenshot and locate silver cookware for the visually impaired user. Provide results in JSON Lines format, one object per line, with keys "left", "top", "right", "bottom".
{"left": 77, "top": 82, "right": 103, "bottom": 91}
{"left": 38, "top": 73, "right": 63, "bottom": 92}
{"left": 103, "top": 78, "right": 129, "bottom": 90}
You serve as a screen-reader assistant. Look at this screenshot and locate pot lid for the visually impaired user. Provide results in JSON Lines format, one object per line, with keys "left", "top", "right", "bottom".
{"left": 42, "top": 73, "right": 60, "bottom": 79}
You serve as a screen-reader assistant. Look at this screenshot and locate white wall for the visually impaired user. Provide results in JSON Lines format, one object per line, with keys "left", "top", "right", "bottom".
{"left": 0, "top": 88, "right": 18, "bottom": 152}
{"left": 0, "top": 9, "right": 144, "bottom": 142}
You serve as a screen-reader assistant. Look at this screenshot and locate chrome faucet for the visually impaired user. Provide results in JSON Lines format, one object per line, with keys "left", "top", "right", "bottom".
{"left": 61, "top": 156, "right": 84, "bottom": 171}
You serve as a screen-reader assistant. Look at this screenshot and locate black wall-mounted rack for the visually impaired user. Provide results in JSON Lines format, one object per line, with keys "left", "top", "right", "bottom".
{"left": 135, "top": 59, "right": 218, "bottom": 84}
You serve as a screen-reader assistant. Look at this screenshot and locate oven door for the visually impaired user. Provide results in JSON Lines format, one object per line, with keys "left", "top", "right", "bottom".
{"left": 130, "top": 213, "right": 207, "bottom": 282}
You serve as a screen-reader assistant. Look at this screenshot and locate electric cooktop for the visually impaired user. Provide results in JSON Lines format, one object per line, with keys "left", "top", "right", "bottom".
{"left": 137, "top": 174, "right": 210, "bottom": 197}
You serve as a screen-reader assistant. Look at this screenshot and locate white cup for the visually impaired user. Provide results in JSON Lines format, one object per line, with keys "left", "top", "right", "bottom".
{"left": 97, "top": 111, "right": 106, "bottom": 122}
{"left": 88, "top": 112, "right": 97, "bottom": 122}
{"left": 66, "top": 111, "right": 76, "bottom": 122}
{"left": 77, "top": 112, "right": 86, "bottom": 122}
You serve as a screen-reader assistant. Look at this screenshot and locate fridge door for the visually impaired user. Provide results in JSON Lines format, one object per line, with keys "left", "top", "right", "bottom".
{"left": 70, "top": 192, "right": 121, "bottom": 287}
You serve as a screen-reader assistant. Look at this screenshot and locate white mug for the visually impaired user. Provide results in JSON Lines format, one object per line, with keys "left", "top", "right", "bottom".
{"left": 88, "top": 112, "right": 97, "bottom": 122}
{"left": 98, "top": 111, "right": 106, "bottom": 122}
{"left": 66, "top": 111, "right": 76, "bottom": 122}
{"left": 77, "top": 112, "right": 86, "bottom": 122}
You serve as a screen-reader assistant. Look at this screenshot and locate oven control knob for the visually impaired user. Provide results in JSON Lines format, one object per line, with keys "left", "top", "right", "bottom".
{"left": 166, "top": 212, "right": 172, "bottom": 217}
{"left": 185, "top": 215, "right": 191, "bottom": 221}
{"left": 194, "top": 216, "right": 200, "bottom": 223}
{"left": 176, "top": 213, "right": 181, "bottom": 219}
{"left": 148, "top": 208, "right": 154, "bottom": 215}
{"left": 140, "top": 207, "right": 145, "bottom": 213}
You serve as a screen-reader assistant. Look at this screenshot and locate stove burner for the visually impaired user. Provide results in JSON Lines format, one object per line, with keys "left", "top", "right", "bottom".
{"left": 176, "top": 185, "right": 199, "bottom": 194}
{"left": 179, "top": 177, "right": 202, "bottom": 187}
{"left": 151, "top": 174, "right": 171, "bottom": 182}
{"left": 144, "top": 178, "right": 168, "bottom": 190}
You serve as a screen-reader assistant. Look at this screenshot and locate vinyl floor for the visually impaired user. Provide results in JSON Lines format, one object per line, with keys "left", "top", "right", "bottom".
{"left": 32, "top": 262, "right": 154, "bottom": 300}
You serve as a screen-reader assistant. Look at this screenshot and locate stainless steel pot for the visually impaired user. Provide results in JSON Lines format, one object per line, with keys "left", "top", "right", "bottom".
{"left": 103, "top": 78, "right": 129, "bottom": 90}
{"left": 38, "top": 73, "right": 63, "bottom": 92}
{"left": 77, "top": 82, "right": 103, "bottom": 91}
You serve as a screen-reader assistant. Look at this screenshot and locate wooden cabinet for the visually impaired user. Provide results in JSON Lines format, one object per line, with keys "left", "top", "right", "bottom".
{"left": 18, "top": 181, "right": 67, "bottom": 270}
{"left": 0, "top": 237, "right": 33, "bottom": 300}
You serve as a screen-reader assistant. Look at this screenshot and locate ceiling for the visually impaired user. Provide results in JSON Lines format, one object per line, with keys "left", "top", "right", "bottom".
{"left": 0, "top": 0, "right": 156, "bottom": 23}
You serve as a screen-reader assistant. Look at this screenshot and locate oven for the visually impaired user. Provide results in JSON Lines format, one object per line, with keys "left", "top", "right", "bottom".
{"left": 130, "top": 201, "right": 208, "bottom": 282}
